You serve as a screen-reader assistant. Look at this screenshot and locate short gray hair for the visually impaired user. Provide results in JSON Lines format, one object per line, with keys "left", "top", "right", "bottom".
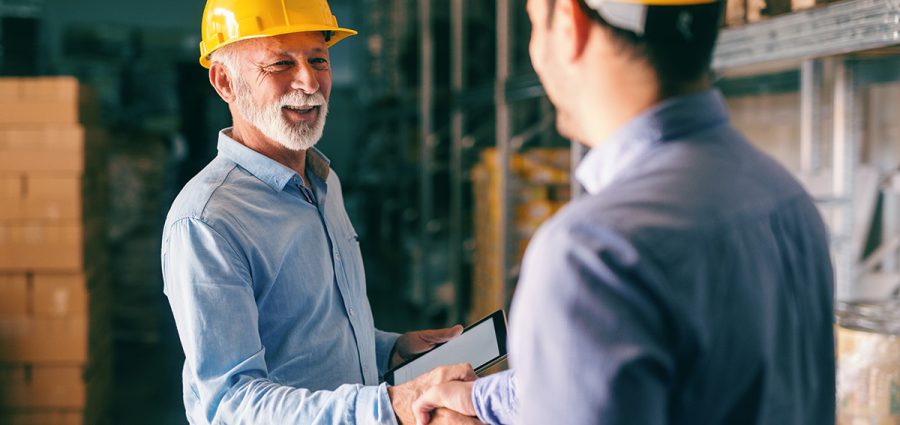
{"left": 208, "top": 41, "right": 245, "bottom": 77}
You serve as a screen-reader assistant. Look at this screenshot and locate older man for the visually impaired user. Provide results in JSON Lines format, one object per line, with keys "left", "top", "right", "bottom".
{"left": 414, "top": 0, "right": 836, "bottom": 424}
{"left": 161, "top": 1, "right": 478, "bottom": 424}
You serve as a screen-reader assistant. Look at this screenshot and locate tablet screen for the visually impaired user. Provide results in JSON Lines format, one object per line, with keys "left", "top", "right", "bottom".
{"left": 389, "top": 311, "right": 505, "bottom": 385}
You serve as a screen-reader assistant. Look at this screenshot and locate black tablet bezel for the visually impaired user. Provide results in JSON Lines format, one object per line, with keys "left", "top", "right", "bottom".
{"left": 382, "top": 309, "right": 507, "bottom": 385}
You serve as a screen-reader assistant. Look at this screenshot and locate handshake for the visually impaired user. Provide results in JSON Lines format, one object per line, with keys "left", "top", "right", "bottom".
{"left": 388, "top": 362, "right": 483, "bottom": 425}
{"left": 386, "top": 325, "right": 487, "bottom": 425}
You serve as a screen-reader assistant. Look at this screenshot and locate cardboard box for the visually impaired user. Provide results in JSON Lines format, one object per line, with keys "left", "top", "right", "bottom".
{"left": 0, "top": 411, "right": 83, "bottom": 425}
{"left": 0, "top": 273, "right": 91, "bottom": 363}
{"left": 0, "top": 104, "right": 79, "bottom": 126}
{"left": 0, "top": 78, "right": 17, "bottom": 98}
{"left": 0, "top": 274, "right": 27, "bottom": 317}
{"left": 24, "top": 175, "right": 82, "bottom": 221}
{"left": 0, "top": 223, "right": 83, "bottom": 271}
{"left": 0, "top": 365, "right": 86, "bottom": 408}
{"left": 725, "top": 0, "right": 746, "bottom": 25}
{"left": 0, "top": 174, "right": 82, "bottom": 221}
{"left": 19, "top": 77, "right": 80, "bottom": 104}
{"left": 0, "top": 78, "right": 80, "bottom": 126}
{"left": 0, "top": 77, "right": 79, "bottom": 103}
{"left": 0, "top": 175, "right": 23, "bottom": 219}
{"left": 0, "top": 274, "right": 87, "bottom": 318}
{"left": 0, "top": 317, "right": 88, "bottom": 363}
{"left": 33, "top": 274, "right": 87, "bottom": 319}
{"left": 0, "top": 127, "right": 85, "bottom": 173}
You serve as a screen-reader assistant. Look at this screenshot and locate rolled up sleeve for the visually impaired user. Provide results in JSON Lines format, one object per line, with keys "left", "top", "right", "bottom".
{"left": 375, "top": 329, "right": 401, "bottom": 377}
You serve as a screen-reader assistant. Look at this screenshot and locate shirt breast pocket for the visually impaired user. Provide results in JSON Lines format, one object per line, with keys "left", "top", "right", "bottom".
{"left": 336, "top": 221, "right": 366, "bottom": 290}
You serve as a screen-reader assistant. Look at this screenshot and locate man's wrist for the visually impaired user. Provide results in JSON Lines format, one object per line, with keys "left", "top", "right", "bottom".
{"left": 388, "top": 384, "right": 414, "bottom": 425}
{"left": 388, "top": 341, "right": 402, "bottom": 369}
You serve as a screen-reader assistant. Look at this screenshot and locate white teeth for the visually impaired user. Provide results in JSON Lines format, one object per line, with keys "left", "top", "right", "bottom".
{"left": 285, "top": 106, "right": 315, "bottom": 113}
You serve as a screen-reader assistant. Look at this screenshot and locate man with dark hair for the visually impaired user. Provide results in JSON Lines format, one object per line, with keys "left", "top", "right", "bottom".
{"left": 410, "top": 0, "right": 836, "bottom": 424}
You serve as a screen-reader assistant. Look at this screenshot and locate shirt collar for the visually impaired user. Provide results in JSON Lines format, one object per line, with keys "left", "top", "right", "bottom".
{"left": 575, "top": 89, "right": 730, "bottom": 194}
{"left": 216, "top": 128, "right": 332, "bottom": 192}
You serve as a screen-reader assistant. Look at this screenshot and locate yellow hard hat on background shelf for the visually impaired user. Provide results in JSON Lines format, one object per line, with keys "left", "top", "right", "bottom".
{"left": 198, "top": 0, "right": 358, "bottom": 68}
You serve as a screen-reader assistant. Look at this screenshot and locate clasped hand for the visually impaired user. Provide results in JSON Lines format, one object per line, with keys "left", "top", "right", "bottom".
{"left": 387, "top": 327, "right": 485, "bottom": 425}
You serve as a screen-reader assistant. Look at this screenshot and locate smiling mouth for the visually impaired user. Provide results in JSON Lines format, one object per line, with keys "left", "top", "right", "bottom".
{"left": 283, "top": 105, "right": 319, "bottom": 114}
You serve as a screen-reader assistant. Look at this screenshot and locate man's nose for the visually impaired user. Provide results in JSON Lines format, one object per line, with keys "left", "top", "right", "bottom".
{"left": 291, "top": 62, "right": 320, "bottom": 94}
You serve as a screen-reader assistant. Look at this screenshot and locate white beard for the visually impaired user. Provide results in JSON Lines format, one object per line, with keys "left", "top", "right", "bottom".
{"left": 232, "top": 76, "right": 329, "bottom": 151}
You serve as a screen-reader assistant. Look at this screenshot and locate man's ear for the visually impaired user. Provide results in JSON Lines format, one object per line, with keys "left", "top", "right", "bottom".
{"left": 554, "top": 0, "right": 592, "bottom": 61}
{"left": 209, "top": 62, "right": 237, "bottom": 103}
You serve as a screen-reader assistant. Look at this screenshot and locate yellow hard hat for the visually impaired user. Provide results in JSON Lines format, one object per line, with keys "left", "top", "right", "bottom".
{"left": 198, "top": 0, "right": 358, "bottom": 68}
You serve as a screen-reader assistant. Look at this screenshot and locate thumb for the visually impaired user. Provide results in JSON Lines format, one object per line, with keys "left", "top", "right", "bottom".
{"left": 413, "top": 387, "right": 440, "bottom": 425}
{"left": 420, "top": 325, "right": 463, "bottom": 344}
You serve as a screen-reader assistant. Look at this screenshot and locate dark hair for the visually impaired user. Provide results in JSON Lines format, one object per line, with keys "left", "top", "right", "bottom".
{"left": 546, "top": 0, "right": 722, "bottom": 97}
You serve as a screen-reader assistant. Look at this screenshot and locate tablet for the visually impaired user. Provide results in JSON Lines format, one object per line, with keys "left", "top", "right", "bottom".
{"left": 383, "top": 310, "right": 508, "bottom": 386}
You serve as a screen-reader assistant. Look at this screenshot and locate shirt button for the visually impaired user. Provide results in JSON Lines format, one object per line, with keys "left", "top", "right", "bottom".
{"left": 348, "top": 307, "right": 354, "bottom": 316}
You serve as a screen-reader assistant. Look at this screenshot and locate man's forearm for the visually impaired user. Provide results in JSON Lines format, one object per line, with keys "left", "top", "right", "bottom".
{"left": 213, "top": 376, "right": 398, "bottom": 425}
{"left": 375, "top": 329, "right": 402, "bottom": 375}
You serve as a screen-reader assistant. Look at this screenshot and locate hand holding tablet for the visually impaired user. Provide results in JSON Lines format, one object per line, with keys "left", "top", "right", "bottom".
{"left": 384, "top": 310, "right": 508, "bottom": 385}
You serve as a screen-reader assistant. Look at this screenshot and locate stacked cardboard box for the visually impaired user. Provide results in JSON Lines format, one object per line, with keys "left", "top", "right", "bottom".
{"left": 469, "top": 148, "right": 570, "bottom": 322}
{"left": 0, "top": 77, "right": 110, "bottom": 425}
{"left": 725, "top": 0, "right": 836, "bottom": 26}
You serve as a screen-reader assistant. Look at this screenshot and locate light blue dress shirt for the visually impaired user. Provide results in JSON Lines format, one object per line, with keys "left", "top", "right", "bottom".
{"left": 472, "top": 90, "right": 836, "bottom": 425}
{"left": 162, "top": 129, "right": 401, "bottom": 425}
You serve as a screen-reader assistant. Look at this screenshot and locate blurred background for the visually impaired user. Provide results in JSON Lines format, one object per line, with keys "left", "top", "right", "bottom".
{"left": 0, "top": 0, "right": 898, "bottom": 423}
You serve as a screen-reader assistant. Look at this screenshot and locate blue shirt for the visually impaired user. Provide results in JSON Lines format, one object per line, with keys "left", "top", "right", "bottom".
{"left": 472, "top": 90, "right": 836, "bottom": 425}
{"left": 161, "top": 130, "right": 400, "bottom": 425}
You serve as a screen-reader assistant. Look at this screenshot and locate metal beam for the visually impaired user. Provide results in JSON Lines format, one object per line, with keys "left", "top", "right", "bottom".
{"left": 496, "top": 0, "right": 512, "bottom": 308}
{"left": 832, "top": 59, "right": 857, "bottom": 301}
{"left": 450, "top": 0, "right": 465, "bottom": 322}
{"left": 713, "top": 0, "right": 900, "bottom": 70}
{"left": 800, "top": 59, "right": 822, "bottom": 174}
{"left": 415, "top": 0, "right": 434, "bottom": 306}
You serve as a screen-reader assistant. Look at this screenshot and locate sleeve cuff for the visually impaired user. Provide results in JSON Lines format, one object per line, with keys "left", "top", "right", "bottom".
{"left": 354, "top": 383, "right": 400, "bottom": 425}
{"left": 472, "top": 370, "right": 517, "bottom": 425}
{"left": 374, "top": 330, "right": 402, "bottom": 376}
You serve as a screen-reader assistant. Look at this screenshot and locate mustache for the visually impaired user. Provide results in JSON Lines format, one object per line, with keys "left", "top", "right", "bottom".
{"left": 278, "top": 91, "right": 326, "bottom": 107}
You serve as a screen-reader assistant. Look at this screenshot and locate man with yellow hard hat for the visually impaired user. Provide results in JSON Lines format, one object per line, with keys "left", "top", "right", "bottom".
{"left": 411, "top": 0, "right": 836, "bottom": 424}
{"left": 161, "top": 1, "right": 479, "bottom": 424}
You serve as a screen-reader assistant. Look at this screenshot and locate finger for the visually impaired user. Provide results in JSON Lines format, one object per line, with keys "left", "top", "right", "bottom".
{"left": 417, "top": 381, "right": 477, "bottom": 418}
{"left": 441, "top": 363, "right": 476, "bottom": 382}
{"left": 418, "top": 325, "right": 464, "bottom": 344}
{"left": 425, "top": 364, "right": 477, "bottom": 388}
{"left": 431, "top": 408, "right": 485, "bottom": 425}
{"left": 413, "top": 388, "right": 440, "bottom": 425}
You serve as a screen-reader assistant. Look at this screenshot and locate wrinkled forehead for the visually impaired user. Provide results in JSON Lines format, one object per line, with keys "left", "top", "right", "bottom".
{"left": 238, "top": 32, "right": 330, "bottom": 60}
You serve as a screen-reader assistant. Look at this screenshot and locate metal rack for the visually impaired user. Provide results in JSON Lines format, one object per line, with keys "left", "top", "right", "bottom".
{"left": 712, "top": 0, "right": 900, "bottom": 70}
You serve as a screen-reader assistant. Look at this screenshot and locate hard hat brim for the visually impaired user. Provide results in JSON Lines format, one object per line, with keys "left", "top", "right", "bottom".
{"left": 199, "top": 26, "right": 358, "bottom": 69}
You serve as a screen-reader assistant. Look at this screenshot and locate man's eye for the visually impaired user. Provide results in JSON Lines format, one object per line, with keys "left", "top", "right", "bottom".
{"left": 269, "top": 61, "right": 294, "bottom": 69}
{"left": 311, "top": 58, "right": 329, "bottom": 65}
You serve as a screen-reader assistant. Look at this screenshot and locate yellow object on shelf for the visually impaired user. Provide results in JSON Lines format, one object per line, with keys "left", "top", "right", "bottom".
{"left": 835, "top": 301, "right": 900, "bottom": 425}
{"left": 469, "top": 148, "right": 571, "bottom": 322}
